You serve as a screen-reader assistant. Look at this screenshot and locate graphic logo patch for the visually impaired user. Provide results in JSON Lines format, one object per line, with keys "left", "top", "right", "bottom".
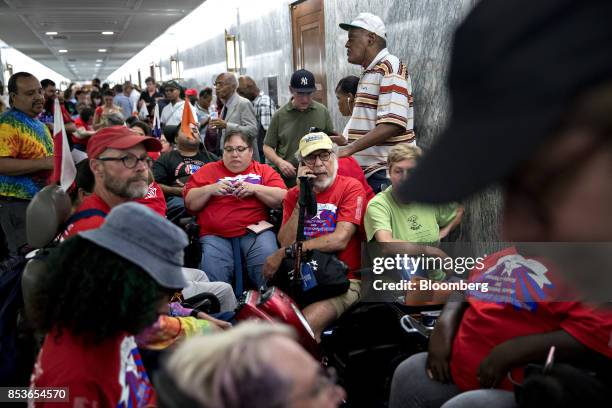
{"left": 305, "top": 203, "right": 337, "bottom": 237}
{"left": 469, "top": 254, "right": 553, "bottom": 311}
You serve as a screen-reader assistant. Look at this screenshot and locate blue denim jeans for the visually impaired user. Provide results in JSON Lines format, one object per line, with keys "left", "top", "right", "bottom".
{"left": 199, "top": 230, "right": 277, "bottom": 289}
{"left": 166, "top": 196, "right": 188, "bottom": 223}
{"left": 368, "top": 169, "right": 391, "bottom": 194}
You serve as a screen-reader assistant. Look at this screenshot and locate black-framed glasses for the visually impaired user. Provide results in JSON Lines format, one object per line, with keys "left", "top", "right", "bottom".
{"left": 97, "top": 153, "right": 153, "bottom": 169}
{"left": 303, "top": 151, "right": 331, "bottom": 166}
{"left": 223, "top": 146, "right": 249, "bottom": 154}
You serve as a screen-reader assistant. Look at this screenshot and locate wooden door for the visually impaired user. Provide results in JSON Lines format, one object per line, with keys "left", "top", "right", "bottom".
{"left": 291, "top": 0, "right": 327, "bottom": 106}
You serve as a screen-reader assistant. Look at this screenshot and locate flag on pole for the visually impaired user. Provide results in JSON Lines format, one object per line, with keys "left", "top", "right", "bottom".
{"left": 180, "top": 97, "right": 198, "bottom": 140}
{"left": 51, "top": 98, "right": 76, "bottom": 191}
{"left": 152, "top": 103, "right": 161, "bottom": 138}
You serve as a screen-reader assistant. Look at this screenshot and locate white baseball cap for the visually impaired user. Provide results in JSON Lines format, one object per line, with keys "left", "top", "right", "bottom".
{"left": 339, "top": 12, "right": 387, "bottom": 39}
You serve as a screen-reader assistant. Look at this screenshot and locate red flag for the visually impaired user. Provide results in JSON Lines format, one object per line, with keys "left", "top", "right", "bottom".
{"left": 51, "top": 98, "right": 76, "bottom": 190}
{"left": 180, "top": 97, "right": 198, "bottom": 139}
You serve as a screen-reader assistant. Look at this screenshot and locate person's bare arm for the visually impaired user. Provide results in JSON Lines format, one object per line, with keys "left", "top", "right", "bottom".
{"left": 158, "top": 183, "right": 183, "bottom": 197}
{"left": 278, "top": 203, "right": 299, "bottom": 247}
{"left": 373, "top": 230, "right": 449, "bottom": 258}
{"left": 0, "top": 157, "right": 54, "bottom": 176}
{"left": 426, "top": 295, "right": 469, "bottom": 383}
{"left": 439, "top": 206, "right": 464, "bottom": 240}
{"left": 338, "top": 123, "right": 403, "bottom": 157}
{"left": 184, "top": 180, "right": 233, "bottom": 212}
{"left": 263, "top": 144, "right": 296, "bottom": 178}
{"left": 301, "top": 221, "right": 356, "bottom": 253}
{"left": 64, "top": 122, "right": 77, "bottom": 134}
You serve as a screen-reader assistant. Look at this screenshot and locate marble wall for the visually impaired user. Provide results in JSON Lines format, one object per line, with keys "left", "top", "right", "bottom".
{"left": 174, "top": 0, "right": 294, "bottom": 105}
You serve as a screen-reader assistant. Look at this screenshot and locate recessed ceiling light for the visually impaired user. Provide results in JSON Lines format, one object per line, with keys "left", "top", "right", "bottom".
{"left": 95, "top": 64, "right": 101, "bottom": 67}
{"left": 96, "top": 59, "right": 103, "bottom": 62}
{"left": 98, "top": 49, "right": 107, "bottom": 52}
{"left": 45, "top": 31, "right": 58, "bottom": 35}
{"left": 101, "top": 31, "right": 114, "bottom": 35}
{"left": 58, "top": 49, "right": 68, "bottom": 53}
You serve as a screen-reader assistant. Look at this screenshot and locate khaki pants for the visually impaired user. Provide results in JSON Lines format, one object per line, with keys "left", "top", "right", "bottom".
{"left": 328, "top": 279, "right": 362, "bottom": 317}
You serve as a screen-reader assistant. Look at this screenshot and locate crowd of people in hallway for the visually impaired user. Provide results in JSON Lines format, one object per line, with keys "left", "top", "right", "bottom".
{"left": 1, "top": 3, "right": 611, "bottom": 408}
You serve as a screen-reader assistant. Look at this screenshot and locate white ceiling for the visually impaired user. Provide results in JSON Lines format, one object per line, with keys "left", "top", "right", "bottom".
{"left": 0, "top": 0, "right": 204, "bottom": 82}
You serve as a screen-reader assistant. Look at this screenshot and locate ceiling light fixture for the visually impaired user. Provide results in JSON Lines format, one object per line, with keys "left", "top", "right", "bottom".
{"left": 98, "top": 49, "right": 107, "bottom": 52}
{"left": 45, "top": 31, "right": 58, "bottom": 35}
{"left": 58, "top": 49, "right": 68, "bottom": 53}
{"left": 96, "top": 59, "right": 103, "bottom": 62}
{"left": 101, "top": 31, "right": 114, "bottom": 35}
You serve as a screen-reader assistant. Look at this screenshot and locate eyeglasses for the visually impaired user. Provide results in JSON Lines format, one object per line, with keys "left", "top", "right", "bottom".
{"left": 303, "top": 151, "right": 331, "bottom": 166}
{"left": 223, "top": 146, "right": 249, "bottom": 154}
{"left": 97, "top": 153, "right": 153, "bottom": 169}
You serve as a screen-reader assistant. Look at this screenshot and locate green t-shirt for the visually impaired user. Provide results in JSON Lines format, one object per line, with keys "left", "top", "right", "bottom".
{"left": 264, "top": 100, "right": 334, "bottom": 186}
{"left": 364, "top": 187, "right": 458, "bottom": 245}
{"left": 365, "top": 187, "right": 458, "bottom": 281}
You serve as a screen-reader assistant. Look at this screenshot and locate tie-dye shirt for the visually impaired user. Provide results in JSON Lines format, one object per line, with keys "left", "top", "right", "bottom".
{"left": 0, "top": 108, "right": 53, "bottom": 200}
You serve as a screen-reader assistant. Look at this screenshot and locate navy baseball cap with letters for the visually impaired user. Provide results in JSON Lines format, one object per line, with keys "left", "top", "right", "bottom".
{"left": 396, "top": 0, "right": 612, "bottom": 204}
{"left": 290, "top": 69, "right": 317, "bottom": 93}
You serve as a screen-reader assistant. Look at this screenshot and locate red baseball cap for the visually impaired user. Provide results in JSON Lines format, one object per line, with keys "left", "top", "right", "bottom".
{"left": 87, "top": 126, "right": 162, "bottom": 159}
{"left": 185, "top": 88, "right": 198, "bottom": 96}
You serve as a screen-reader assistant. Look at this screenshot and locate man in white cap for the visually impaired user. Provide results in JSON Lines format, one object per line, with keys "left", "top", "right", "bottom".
{"left": 339, "top": 13, "right": 415, "bottom": 193}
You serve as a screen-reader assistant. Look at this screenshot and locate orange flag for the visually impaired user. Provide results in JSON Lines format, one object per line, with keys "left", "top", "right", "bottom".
{"left": 180, "top": 97, "right": 198, "bottom": 139}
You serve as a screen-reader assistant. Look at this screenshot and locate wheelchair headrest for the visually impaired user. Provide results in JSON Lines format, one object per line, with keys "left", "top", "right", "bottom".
{"left": 26, "top": 185, "right": 72, "bottom": 248}
{"left": 21, "top": 254, "right": 50, "bottom": 331}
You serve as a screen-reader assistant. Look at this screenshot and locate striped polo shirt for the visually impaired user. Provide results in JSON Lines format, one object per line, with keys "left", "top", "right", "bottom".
{"left": 347, "top": 48, "right": 415, "bottom": 177}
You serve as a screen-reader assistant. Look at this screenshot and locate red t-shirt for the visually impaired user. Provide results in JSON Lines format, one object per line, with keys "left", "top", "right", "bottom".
{"left": 136, "top": 182, "right": 167, "bottom": 217}
{"left": 338, "top": 157, "right": 375, "bottom": 202}
{"left": 450, "top": 247, "right": 612, "bottom": 391}
{"left": 71, "top": 117, "right": 93, "bottom": 147}
{"left": 31, "top": 328, "right": 155, "bottom": 408}
{"left": 62, "top": 194, "right": 110, "bottom": 239}
{"left": 283, "top": 175, "right": 365, "bottom": 279}
{"left": 147, "top": 151, "right": 161, "bottom": 161}
{"left": 184, "top": 161, "right": 286, "bottom": 238}
{"left": 63, "top": 185, "right": 166, "bottom": 239}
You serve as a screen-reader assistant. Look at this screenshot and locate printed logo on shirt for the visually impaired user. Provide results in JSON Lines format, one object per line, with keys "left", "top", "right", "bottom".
{"left": 118, "top": 336, "right": 155, "bottom": 407}
{"left": 144, "top": 184, "right": 158, "bottom": 199}
{"left": 469, "top": 254, "right": 554, "bottom": 311}
{"left": 219, "top": 173, "right": 263, "bottom": 185}
{"left": 355, "top": 196, "right": 363, "bottom": 221}
{"left": 407, "top": 215, "right": 421, "bottom": 230}
{"left": 175, "top": 162, "right": 203, "bottom": 177}
{"left": 305, "top": 203, "right": 337, "bottom": 237}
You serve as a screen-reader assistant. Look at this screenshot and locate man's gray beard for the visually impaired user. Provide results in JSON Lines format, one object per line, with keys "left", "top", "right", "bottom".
{"left": 104, "top": 176, "right": 148, "bottom": 199}
{"left": 313, "top": 159, "right": 338, "bottom": 191}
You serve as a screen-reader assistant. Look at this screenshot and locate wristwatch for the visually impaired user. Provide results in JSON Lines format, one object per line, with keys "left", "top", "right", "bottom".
{"left": 284, "top": 244, "right": 296, "bottom": 259}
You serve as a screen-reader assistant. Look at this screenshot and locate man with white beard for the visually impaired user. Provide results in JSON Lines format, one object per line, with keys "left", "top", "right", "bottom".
{"left": 62, "top": 126, "right": 161, "bottom": 237}
{"left": 264, "top": 132, "right": 366, "bottom": 340}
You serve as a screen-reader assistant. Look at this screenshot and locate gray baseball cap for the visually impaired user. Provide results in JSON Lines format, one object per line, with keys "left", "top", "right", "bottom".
{"left": 79, "top": 202, "right": 189, "bottom": 289}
